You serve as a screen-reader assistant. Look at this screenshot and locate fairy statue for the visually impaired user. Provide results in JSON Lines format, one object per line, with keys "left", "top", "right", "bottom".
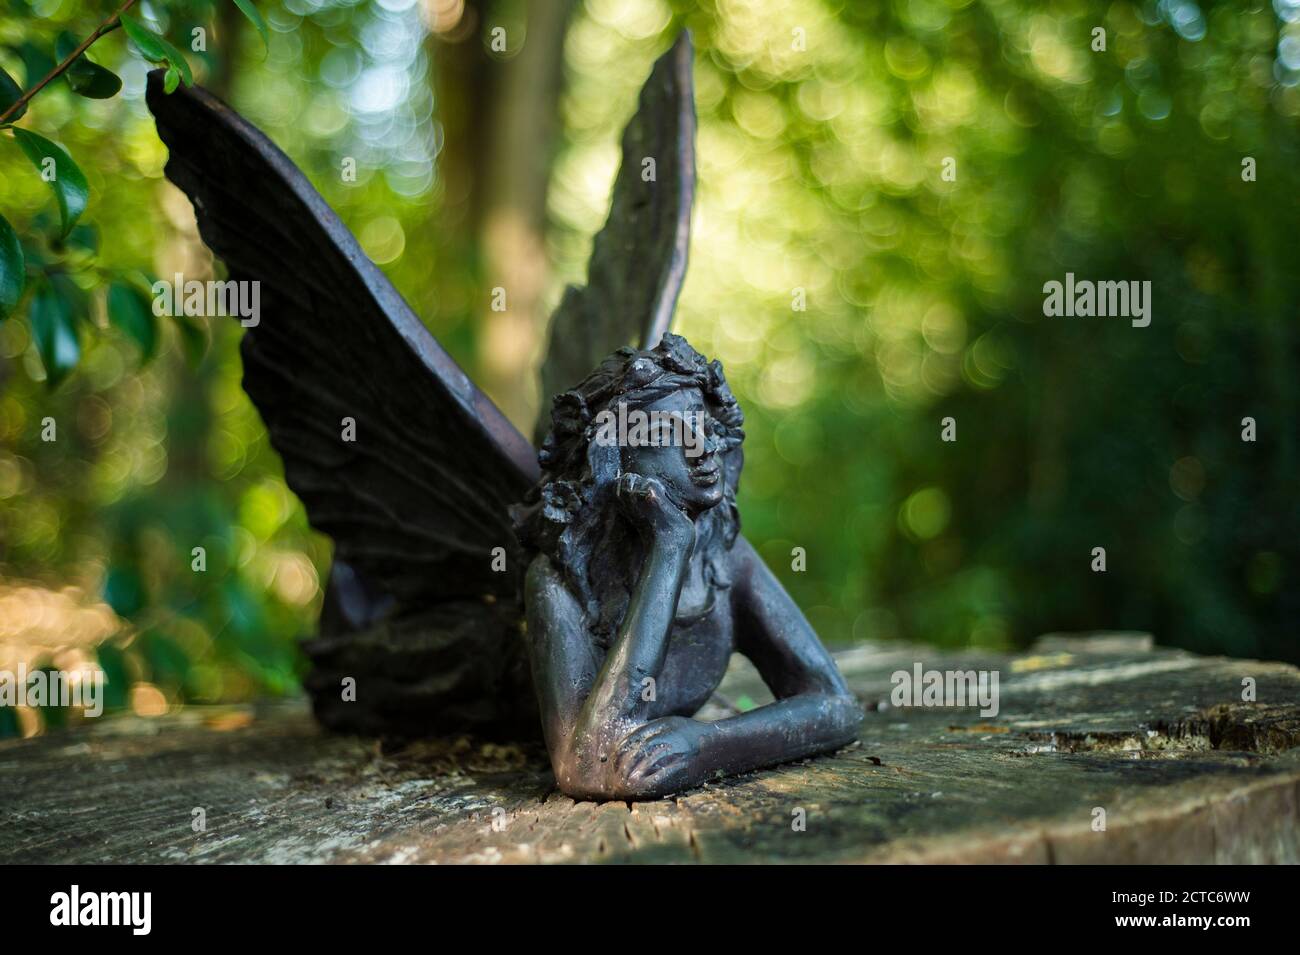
{"left": 147, "top": 33, "right": 861, "bottom": 800}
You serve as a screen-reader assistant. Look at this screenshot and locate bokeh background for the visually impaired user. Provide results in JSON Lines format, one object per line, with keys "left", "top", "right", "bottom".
{"left": 1, "top": 0, "right": 1297, "bottom": 737}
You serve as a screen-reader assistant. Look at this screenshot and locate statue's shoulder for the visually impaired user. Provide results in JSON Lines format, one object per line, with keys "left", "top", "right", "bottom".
{"left": 724, "top": 533, "right": 759, "bottom": 573}
{"left": 721, "top": 534, "right": 764, "bottom": 607}
{"left": 525, "top": 551, "right": 560, "bottom": 587}
{"left": 525, "top": 548, "right": 561, "bottom": 595}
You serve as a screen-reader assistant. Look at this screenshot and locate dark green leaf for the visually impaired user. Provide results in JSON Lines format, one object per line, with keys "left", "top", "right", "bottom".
{"left": 28, "top": 279, "right": 80, "bottom": 387}
{"left": 0, "top": 66, "right": 26, "bottom": 122}
{"left": 119, "top": 14, "right": 170, "bottom": 63}
{"left": 154, "top": 34, "right": 194, "bottom": 88}
{"left": 121, "top": 17, "right": 193, "bottom": 88}
{"left": 56, "top": 33, "right": 123, "bottom": 100}
{"left": 12, "top": 128, "right": 89, "bottom": 237}
{"left": 107, "top": 281, "right": 158, "bottom": 363}
{"left": 69, "top": 65, "right": 122, "bottom": 98}
{"left": 0, "top": 213, "right": 23, "bottom": 319}
{"left": 232, "top": 0, "right": 270, "bottom": 54}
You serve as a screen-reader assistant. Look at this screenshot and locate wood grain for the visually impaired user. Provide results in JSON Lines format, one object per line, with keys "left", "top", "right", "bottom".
{"left": 4, "top": 634, "right": 1297, "bottom": 864}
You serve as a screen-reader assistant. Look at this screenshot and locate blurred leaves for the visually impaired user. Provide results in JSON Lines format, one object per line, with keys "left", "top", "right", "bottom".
{"left": 120, "top": 13, "right": 192, "bottom": 88}
{"left": 27, "top": 276, "right": 80, "bottom": 388}
{"left": 11, "top": 128, "right": 88, "bottom": 238}
{"left": 232, "top": 0, "right": 270, "bottom": 55}
{"left": 94, "top": 644, "right": 131, "bottom": 712}
{"left": 13, "top": 41, "right": 55, "bottom": 90}
{"left": 0, "top": 0, "right": 327, "bottom": 739}
{"left": 106, "top": 281, "right": 158, "bottom": 364}
{"left": 176, "top": 315, "right": 210, "bottom": 368}
{"left": 0, "top": 213, "right": 23, "bottom": 318}
{"left": 56, "top": 32, "right": 122, "bottom": 100}
{"left": 102, "top": 564, "right": 146, "bottom": 619}
{"left": 0, "top": 65, "right": 27, "bottom": 121}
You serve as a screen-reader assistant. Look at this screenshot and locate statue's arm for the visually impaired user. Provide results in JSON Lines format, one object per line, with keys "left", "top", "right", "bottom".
{"left": 525, "top": 517, "right": 690, "bottom": 800}
{"left": 540, "top": 534, "right": 860, "bottom": 801}
{"left": 524, "top": 554, "right": 596, "bottom": 778}
{"left": 697, "top": 536, "right": 862, "bottom": 773}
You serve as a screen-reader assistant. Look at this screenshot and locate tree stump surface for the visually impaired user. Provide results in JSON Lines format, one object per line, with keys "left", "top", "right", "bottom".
{"left": 4, "top": 634, "right": 1298, "bottom": 864}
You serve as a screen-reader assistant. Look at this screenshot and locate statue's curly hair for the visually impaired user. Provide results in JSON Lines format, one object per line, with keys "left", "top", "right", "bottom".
{"left": 512, "top": 334, "right": 745, "bottom": 646}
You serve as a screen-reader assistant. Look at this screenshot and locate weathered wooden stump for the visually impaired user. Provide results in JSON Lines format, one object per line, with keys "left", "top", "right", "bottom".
{"left": 3, "top": 633, "right": 1298, "bottom": 864}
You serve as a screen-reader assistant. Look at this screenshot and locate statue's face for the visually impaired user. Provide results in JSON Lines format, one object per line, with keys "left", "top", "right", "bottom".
{"left": 620, "top": 387, "right": 725, "bottom": 515}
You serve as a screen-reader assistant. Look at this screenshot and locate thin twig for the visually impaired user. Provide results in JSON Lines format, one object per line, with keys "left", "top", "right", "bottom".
{"left": 0, "top": 0, "right": 140, "bottom": 126}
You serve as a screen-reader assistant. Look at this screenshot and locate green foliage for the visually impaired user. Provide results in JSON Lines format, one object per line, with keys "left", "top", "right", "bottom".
{"left": 56, "top": 32, "right": 122, "bottom": 100}
{"left": 232, "top": 0, "right": 270, "bottom": 55}
{"left": 0, "top": 213, "right": 22, "bottom": 318}
{"left": 175, "top": 314, "right": 210, "bottom": 368}
{"left": 0, "top": 65, "right": 27, "bottom": 120}
{"left": 26, "top": 276, "right": 80, "bottom": 388}
{"left": 11, "top": 128, "right": 88, "bottom": 237}
{"left": 649, "top": 0, "right": 1297, "bottom": 666}
{"left": 0, "top": 2, "right": 225, "bottom": 390}
{"left": 120, "top": 14, "right": 193, "bottom": 87}
{"left": 106, "top": 281, "right": 158, "bottom": 364}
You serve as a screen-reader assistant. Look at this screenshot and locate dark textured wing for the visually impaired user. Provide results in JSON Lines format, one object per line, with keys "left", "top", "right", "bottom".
{"left": 534, "top": 32, "right": 696, "bottom": 438}
{"left": 146, "top": 72, "right": 541, "bottom": 736}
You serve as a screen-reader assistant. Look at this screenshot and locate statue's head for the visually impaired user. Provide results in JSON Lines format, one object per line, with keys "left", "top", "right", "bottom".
{"left": 513, "top": 334, "right": 745, "bottom": 641}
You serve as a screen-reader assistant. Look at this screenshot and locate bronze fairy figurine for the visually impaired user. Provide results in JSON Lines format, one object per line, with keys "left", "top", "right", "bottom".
{"left": 514, "top": 336, "right": 860, "bottom": 798}
{"left": 146, "top": 33, "right": 861, "bottom": 800}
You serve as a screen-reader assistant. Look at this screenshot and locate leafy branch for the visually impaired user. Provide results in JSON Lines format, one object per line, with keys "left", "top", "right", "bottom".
{"left": 0, "top": 0, "right": 139, "bottom": 127}
{"left": 0, "top": 0, "right": 269, "bottom": 385}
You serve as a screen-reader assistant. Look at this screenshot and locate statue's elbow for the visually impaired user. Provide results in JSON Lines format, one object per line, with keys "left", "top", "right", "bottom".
{"left": 550, "top": 745, "right": 621, "bottom": 802}
{"left": 551, "top": 749, "right": 667, "bottom": 802}
{"left": 553, "top": 766, "right": 629, "bottom": 802}
{"left": 827, "top": 689, "right": 864, "bottom": 745}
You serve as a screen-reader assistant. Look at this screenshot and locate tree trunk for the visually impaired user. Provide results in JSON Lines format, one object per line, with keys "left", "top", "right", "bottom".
{"left": 427, "top": 0, "right": 576, "bottom": 430}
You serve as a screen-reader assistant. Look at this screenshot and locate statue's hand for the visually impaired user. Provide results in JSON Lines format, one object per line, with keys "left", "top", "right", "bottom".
{"left": 616, "top": 472, "right": 694, "bottom": 548}
{"left": 613, "top": 716, "right": 711, "bottom": 796}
